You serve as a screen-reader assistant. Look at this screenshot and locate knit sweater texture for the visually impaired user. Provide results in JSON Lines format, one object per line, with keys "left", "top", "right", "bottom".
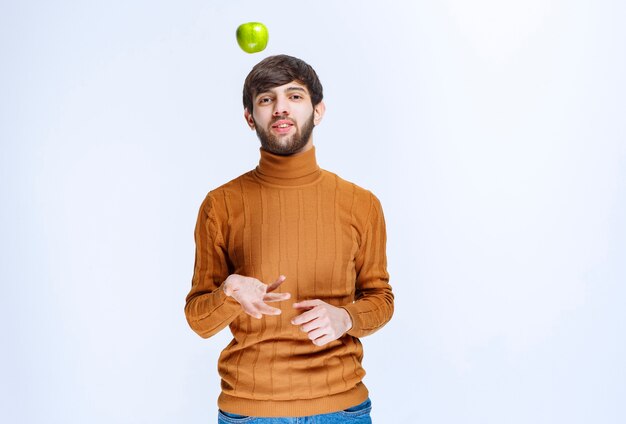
{"left": 185, "top": 146, "right": 394, "bottom": 417}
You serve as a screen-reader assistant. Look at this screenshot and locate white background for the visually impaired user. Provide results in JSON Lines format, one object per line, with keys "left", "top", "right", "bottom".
{"left": 2, "top": 1, "right": 625, "bottom": 423}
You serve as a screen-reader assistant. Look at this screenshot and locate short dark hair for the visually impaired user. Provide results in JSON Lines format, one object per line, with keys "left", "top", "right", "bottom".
{"left": 243, "top": 55, "right": 324, "bottom": 113}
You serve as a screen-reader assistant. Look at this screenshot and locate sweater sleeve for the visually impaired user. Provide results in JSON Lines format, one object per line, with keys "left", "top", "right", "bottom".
{"left": 184, "top": 194, "right": 242, "bottom": 338}
{"left": 342, "top": 194, "right": 394, "bottom": 338}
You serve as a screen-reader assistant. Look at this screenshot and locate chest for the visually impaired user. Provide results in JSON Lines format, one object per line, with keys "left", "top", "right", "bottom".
{"left": 221, "top": 187, "right": 362, "bottom": 291}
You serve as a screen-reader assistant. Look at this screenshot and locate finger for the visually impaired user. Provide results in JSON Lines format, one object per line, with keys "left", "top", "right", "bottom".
{"left": 306, "top": 327, "right": 326, "bottom": 341}
{"left": 292, "top": 299, "right": 322, "bottom": 309}
{"left": 291, "top": 308, "right": 319, "bottom": 326}
{"left": 312, "top": 335, "right": 333, "bottom": 347}
{"left": 253, "top": 301, "right": 282, "bottom": 316}
{"left": 263, "top": 292, "right": 291, "bottom": 302}
{"left": 240, "top": 301, "right": 262, "bottom": 319}
{"left": 299, "top": 319, "right": 321, "bottom": 333}
{"left": 266, "top": 275, "right": 287, "bottom": 293}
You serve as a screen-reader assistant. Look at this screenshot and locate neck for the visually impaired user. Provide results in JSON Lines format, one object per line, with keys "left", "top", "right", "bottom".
{"left": 253, "top": 145, "right": 322, "bottom": 186}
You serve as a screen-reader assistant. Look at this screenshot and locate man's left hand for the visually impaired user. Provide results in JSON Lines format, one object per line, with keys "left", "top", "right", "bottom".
{"left": 291, "top": 300, "right": 353, "bottom": 346}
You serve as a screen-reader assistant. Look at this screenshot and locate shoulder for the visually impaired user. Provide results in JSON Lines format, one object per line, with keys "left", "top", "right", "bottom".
{"left": 322, "top": 169, "right": 382, "bottom": 205}
{"left": 320, "top": 169, "right": 384, "bottom": 224}
{"left": 199, "top": 171, "right": 255, "bottom": 213}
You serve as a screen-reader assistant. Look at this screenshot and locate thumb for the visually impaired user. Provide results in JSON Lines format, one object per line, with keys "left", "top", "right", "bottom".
{"left": 293, "top": 299, "right": 322, "bottom": 309}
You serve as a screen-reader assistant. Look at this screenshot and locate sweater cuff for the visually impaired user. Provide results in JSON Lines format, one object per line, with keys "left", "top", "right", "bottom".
{"left": 217, "top": 284, "right": 241, "bottom": 309}
{"left": 341, "top": 304, "right": 362, "bottom": 338}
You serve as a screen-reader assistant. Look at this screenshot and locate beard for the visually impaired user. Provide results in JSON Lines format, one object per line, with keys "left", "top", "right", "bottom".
{"left": 254, "top": 113, "right": 315, "bottom": 156}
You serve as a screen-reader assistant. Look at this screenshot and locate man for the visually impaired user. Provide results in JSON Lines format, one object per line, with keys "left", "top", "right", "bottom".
{"left": 185, "top": 54, "right": 393, "bottom": 423}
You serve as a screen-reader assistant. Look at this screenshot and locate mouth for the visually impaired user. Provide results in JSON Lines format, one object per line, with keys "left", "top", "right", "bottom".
{"left": 271, "top": 119, "right": 295, "bottom": 134}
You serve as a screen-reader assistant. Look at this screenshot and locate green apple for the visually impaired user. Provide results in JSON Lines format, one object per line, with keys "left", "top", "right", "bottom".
{"left": 236, "top": 22, "right": 269, "bottom": 54}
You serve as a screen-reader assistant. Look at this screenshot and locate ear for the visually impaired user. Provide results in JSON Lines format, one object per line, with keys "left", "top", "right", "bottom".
{"left": 244, "top": 108, "right": 255, "bottom": 130}
{"left": 313, "top": 101, "right": 326, "bottom": 126}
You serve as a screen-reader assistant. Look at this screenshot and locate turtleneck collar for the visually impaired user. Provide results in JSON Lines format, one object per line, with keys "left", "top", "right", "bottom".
{"left": 253, "top": 146, "right": 322, "bottom": 186}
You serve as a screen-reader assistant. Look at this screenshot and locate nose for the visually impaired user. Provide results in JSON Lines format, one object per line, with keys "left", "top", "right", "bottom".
{"left": 273, "top": 96, "right": 289, "bottom": 116}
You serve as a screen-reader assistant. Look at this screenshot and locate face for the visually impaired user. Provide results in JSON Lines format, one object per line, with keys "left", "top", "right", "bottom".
{"left": 244, "top": 81, "right": 325, "bottom": 155}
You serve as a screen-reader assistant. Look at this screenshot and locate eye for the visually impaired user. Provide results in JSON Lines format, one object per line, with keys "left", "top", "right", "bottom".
{"left": 291, "top": 94, "right": 303, "bottom": 100}
{"left": 258, "top": 97, "right": 273, "bottom": 105}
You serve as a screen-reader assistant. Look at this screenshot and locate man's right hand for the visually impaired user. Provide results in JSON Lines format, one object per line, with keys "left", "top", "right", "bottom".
{"left": 223, "top": 274, "right": 291, "bottom": 319}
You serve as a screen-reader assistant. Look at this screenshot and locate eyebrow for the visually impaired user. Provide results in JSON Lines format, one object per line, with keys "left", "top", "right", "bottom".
{"left": 284, "top": 86, "right": 307, "bottom": 93}
{"left": 255, "top": 86, "right": 308, "bottom": 101}
{"left": 256, "top": 86, "right": 308, "bottom": 97}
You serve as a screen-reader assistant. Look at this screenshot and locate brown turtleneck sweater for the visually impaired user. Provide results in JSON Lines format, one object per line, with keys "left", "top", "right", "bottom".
{"left": 185, "top": 146, "right": 393, "bottom": 417}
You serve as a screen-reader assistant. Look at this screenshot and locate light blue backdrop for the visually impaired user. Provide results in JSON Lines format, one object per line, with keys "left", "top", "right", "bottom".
{"left": 2, "top": 1, "right": 625, "bottom": 423}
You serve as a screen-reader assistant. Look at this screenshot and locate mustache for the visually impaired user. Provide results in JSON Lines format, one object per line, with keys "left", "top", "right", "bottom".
{"left": 270, "top": 116, "right": 295, "bottom": 125}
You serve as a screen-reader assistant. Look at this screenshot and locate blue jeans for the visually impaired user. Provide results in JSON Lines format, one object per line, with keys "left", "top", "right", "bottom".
{"left": 217, "top": 398, "right": 372, "bottom": 424}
